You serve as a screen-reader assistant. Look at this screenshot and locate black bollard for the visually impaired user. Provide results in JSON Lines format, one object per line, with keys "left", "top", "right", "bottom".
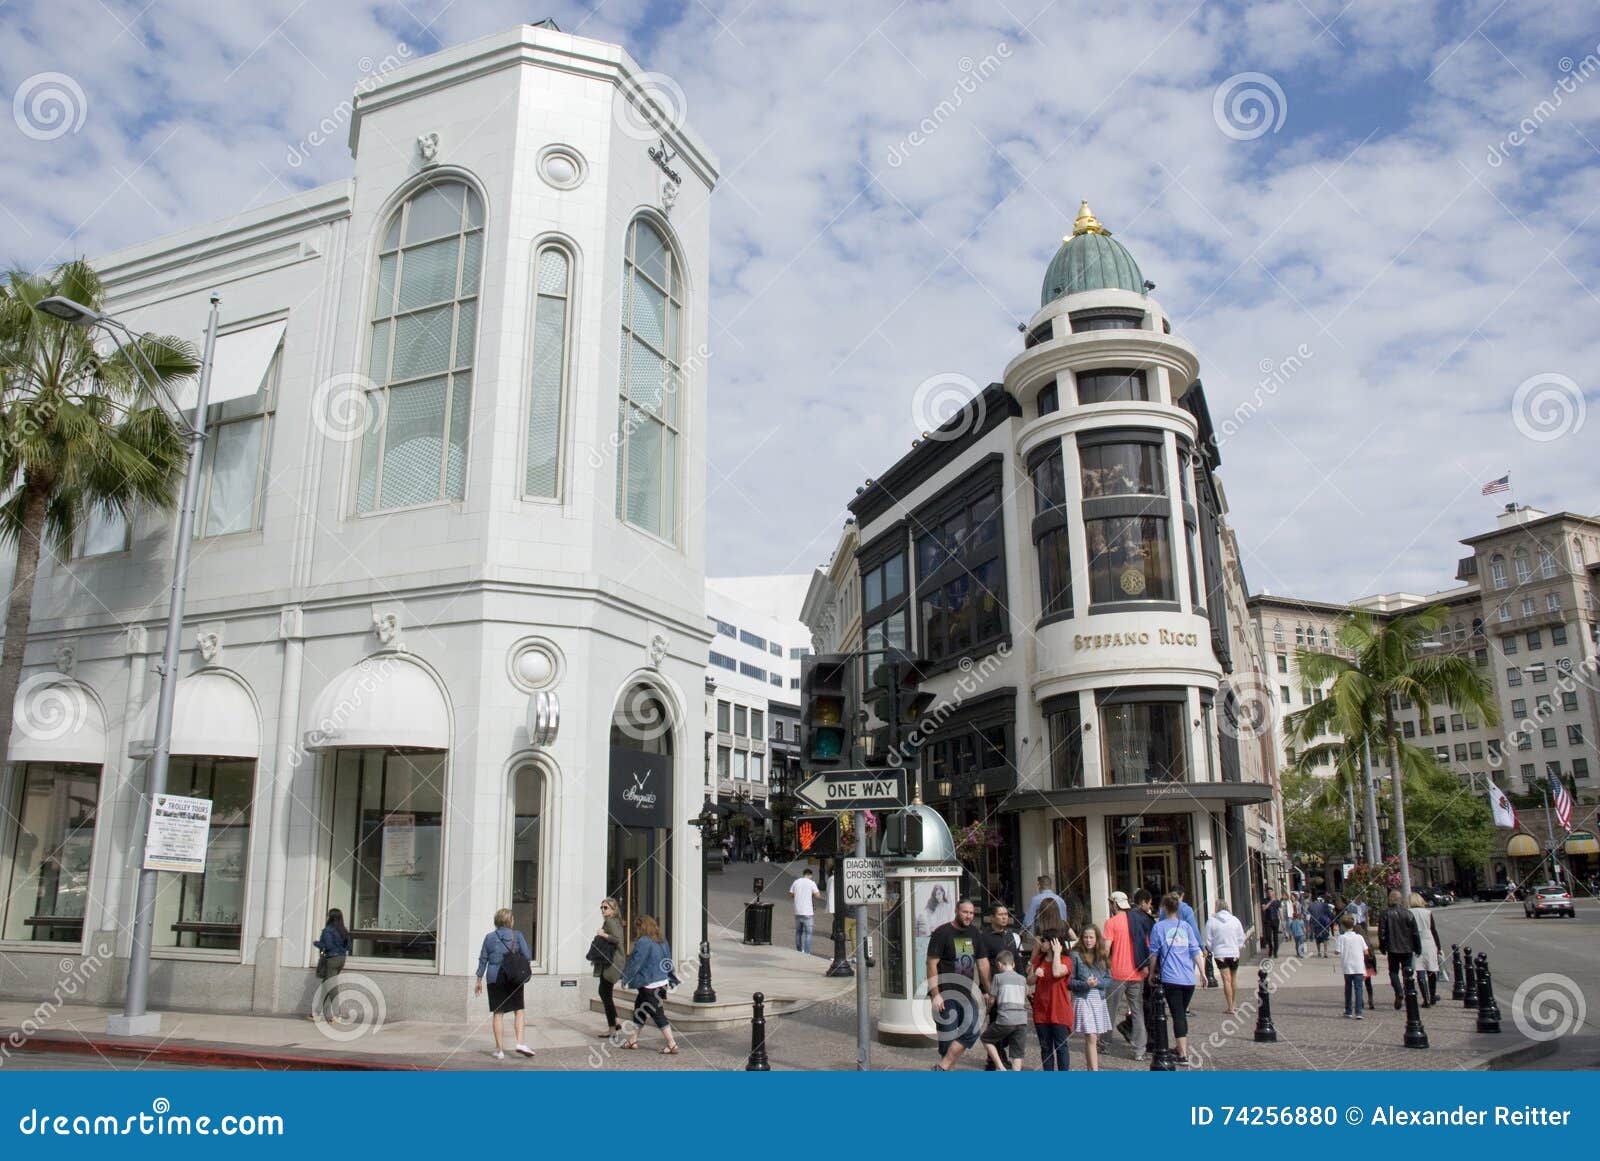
{"left": 1450, "top": 945, "right": 1464, "bottom": 1000}
{"left": 1475, "top": 953, "right": 1501, "bottom": 1033}
{"left": 1254, "top": 963, "right": 1279, "bottom": 1043}
{"left": 1401, "top": 963, "right": 1429, "bottom": 1049}
{"left": 1143, "top": 978, "right": 1159, "bottom": 1056}
{"left": 1148, "top": 975, "right": 1178, "bottom": 1071}
{"left": 1461, "top": 946, "right": 1478, "bottom": 1008}
{"left": 745, "top": 991, "right": 771, "bottom": 1070}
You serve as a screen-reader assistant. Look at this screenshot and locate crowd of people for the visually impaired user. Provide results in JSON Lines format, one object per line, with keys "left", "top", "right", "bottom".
{"left": 922, "top": 877, "right": 1217, "bottom": 1071}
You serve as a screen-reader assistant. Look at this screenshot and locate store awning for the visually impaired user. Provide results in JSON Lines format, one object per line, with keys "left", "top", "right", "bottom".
{"left": 1506, "top": 833, "right": 1540, "bottom": 858}
{"left": 1564, "top": 832, "right": 1598, "bottom": 857}
{"left": 998, "top": 779, "right": 1275, "bottom": 814}
{"left": 130, "top": 672, "right": 259, "bottom": 758}
{"left": 304, "top": 657, "right": 448, "bottom": 751}
{"left": 8, "top": 678, "right": 107, "bottom": 765}
{"left": 699, "top": 798, "right": 733, "bottom": 819}
{"left": 174, "top": 319, "right": 285, "bottom": 409}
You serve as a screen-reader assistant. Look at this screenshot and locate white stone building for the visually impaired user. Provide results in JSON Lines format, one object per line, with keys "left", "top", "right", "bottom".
{"left": 0, "top": 24, "right": 718, "bottom": 1022}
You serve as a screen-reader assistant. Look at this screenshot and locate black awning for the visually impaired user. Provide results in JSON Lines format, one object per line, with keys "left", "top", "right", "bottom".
{"left": 998, "top": 780, "right": 1275, "bottom": 814}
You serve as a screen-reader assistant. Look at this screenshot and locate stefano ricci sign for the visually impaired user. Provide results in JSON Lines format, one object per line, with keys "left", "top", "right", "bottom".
{"left": 1074, "top": 627, "right": 1201, "bottom": 650}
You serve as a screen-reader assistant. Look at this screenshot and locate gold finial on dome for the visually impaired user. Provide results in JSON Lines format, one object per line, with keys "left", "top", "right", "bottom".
{"left": 1069, "top": 200, "right": 1110, "bottom": 238}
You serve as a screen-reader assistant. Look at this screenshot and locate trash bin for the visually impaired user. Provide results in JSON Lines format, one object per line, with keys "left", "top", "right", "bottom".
{"left": 743, "top": 901, "right": 774, "bottom": 945}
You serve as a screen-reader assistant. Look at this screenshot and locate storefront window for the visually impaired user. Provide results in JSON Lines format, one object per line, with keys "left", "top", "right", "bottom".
{"left": 1085, "top": 514, "right": 1174, "bottom": 604}
{"left": 1100, "top": 699, "right": 1189, "bottom": 784}
{"left": 324, "top": 749, "right": 446, "bottom": 961}
{"left": 915, "top": 478, "right": 1007, "bottom": 663}
{"left": 2, "top": 764, "right": 100, "bottom": 942}
{"left": 510, "top": 765, "right": 544, "bottom": 959}
{"left": 861, "top": 548, "right": 909, "bottom": 688}
{"left": 1106, "top": 813, "right": 1193, "bottom": 903}
{"left": 609, "top": 687, "right": 674, "bottom": 939}
{"left": 155, "top": 758, "right": 254, "bottom": 951}
{"left": 1051, "top": 818, "right": 1092, "bottom": 933}
{"left": 1030, "top": 445, "right": 1072, "bottom": 619}
{"left": 1046, "top": 700, "right": 1084, "bottom": 789}
{"left": 1074, "top": 368, "right": 1149, "bottom": 404}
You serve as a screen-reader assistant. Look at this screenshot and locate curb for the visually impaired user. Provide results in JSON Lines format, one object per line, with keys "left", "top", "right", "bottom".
{"left": 2, "top": 1029, "right": 432, "bottom": 1071}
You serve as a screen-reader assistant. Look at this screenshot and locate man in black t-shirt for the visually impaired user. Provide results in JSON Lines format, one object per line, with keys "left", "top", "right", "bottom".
{"left": 976, "top": 903, "right": 1023, "bottom": 1070}
{"left": 927, "top": 898, "right": 984, "bottom": 1070}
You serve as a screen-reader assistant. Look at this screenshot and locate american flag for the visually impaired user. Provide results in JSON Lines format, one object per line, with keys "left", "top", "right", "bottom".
{"left": 1554, "top": 780, "right": 1574, "bottom": 832}
{"left": 1482, "top": 474, "right": 1510, "bottom": 495}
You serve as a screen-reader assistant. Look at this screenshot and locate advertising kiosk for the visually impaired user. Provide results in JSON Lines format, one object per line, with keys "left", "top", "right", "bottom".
{"left": 876, "top": 805, "right": 962, "bottom": 1044}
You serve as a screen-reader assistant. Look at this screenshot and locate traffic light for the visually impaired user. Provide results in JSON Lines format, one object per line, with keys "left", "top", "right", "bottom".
{"left": 801, "top": 654, "right": 850, "bottom": 770}
{"left": 795, "top": 814, "right": 840, "bottom": 858}
{"left": 880, "top": 809, "right": 924, "bottom": 857}
{"left": 863, "top": 656, "right": 937, "bottom": 767}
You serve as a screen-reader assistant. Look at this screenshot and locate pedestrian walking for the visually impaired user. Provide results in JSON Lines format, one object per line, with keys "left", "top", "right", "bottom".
{"left": 310, "top": 908, "right": 351, "bottom": 1024}
{"left": 1309, "top": 895, "right": 1335, "bottom": 957}
{"left": 1150, "top": 893, "right": 1207, "bottom": 1067}
{"left": 1260, "top": 889, "right": 1282, "bottom": 958}
{"left": 790, "top": 868, "right": 821, "bottom": 953}
{"left": 1022, "top": 876, "right": 1067, "bottom": 932}
{"left": 474, "top": 908, "right": 535, "bottom": 1060}
{"left": 1336, "top": 913, "right": 1367, "bottom": 1019}
{"left": 977, "top": 903, "right": 1025, "bottom": 1070}
{"left": 1202, "top": 901, "right": 1246, "bottom": 1016}
{"left": 1030, "top": 929, "right": 1074, "bottom": 1071}
{"left": 1377, "top": 888, "right": 1420, "bottom": 1010}
{"left": 980, "top": 949, "right": 1029, "bottom": 1072}
{"left": 1069, "top": 924, "right": 1112, "bottom": 1071}
{"left": 928, "top": 899, "right": 986, "bottom": 1070}
{"left": 1103, "top": 889, "right": 1152, "bottom": 1061}
{"left": 1407, "top": 892, "right": 1441, "bottom": 1007}
{"left": 620, "top": 914, "right": 681, "bottom": 1054}
{"left": 1288, "top": 894, "right": 1307, "bottom": 957}
{"left": 588, "top": 897, "right": 626, "bottom": 1036}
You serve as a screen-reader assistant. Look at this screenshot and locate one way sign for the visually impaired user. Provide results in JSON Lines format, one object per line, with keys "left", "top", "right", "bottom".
{"left": 793, "top": 770, "right": 908, "bottom": 812}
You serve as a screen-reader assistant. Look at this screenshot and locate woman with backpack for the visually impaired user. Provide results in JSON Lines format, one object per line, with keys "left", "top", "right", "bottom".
{"left": 475, "top": 908, "right": 535, "bottom": 1060}
{"left": 620, "top": 914, "right": 681, "bottom": 1054}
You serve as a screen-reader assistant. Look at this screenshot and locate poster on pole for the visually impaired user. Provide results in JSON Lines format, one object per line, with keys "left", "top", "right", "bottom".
{"left": 142, "top": 794, "right": 213, "bottom": 874}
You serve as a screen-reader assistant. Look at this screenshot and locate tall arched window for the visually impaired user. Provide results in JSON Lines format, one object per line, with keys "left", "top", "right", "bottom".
{"left": 1538, "top": 544, "right": 1558, "bottom": 578}
{"left": 1273, "top": 620, "right": 1283, "bottom": 645}
{"left": 525, "top": 244, "right": 571, "bottom": 498}
{"left": 1513, "top": 548, "right": 1531, "bottom": 584}
{"left": 1490, "top": 554, "right": 1507, "bottom": 589}
{"left": 358, "top": 180, "right": 484, "bottom": 512}
{"left": 510, "top": 764, "right": 545, "bottom": 959}
{"left": 616, "top": 217, "right": 682, "bottom": 541}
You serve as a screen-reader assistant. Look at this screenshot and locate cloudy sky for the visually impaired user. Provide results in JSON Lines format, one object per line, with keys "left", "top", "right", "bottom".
{"left": 3, "top": 0, "right": 1597, "bottom": 603}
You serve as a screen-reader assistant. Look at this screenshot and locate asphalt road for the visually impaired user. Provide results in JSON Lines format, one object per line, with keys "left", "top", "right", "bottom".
{"left": 1431, "top": 899, "right": 1598, "bottom": 1069}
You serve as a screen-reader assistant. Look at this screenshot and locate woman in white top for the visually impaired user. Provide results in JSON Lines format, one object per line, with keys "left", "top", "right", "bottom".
{"left": 1408, "top": 892, "right": 1442, "bottom": 1007}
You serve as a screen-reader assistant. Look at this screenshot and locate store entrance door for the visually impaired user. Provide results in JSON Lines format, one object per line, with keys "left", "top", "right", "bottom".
{"left": 1136, "top": 845, "right": 1179, "bottom": 901}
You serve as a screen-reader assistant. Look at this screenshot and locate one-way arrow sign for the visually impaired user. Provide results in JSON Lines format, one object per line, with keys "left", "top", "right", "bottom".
{"left": 794, "top": 769, "right": 908, "bottom": 812}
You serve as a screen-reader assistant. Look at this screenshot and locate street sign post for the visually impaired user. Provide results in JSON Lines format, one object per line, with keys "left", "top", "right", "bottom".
{"left": 842, "top": 857, "right": 886, "bottom": 905}
{"left": 794, "top": 769, "right": 908, "bottom": 812}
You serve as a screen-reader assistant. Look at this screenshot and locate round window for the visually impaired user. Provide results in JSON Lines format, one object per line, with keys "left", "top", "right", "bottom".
{"left": 538, "top": 145, "right": 586, "bottom": 190}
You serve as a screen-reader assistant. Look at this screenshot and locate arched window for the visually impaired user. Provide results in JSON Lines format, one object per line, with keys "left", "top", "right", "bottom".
{"left": 1295, "top": 625, "right": 1305, "bottom": 646}
{"left": 510, "top": 764, "right": 546, "bottom": 959}
{"left": 617, "top": 217, "right": 682, "bottom": 541}
{"left": 1273, "top": 621, "right": 1283, "bottom": 645}
{"left": 1513, "top": 548, "right": 1531, "bottom": 584}
{"left": 1319, "top": 627, "right": 1330, "bottom": 649}
{"left": 358, "top": 180, "right": 484, "bottom": 512}
{"left": 525, "top": 244, "right": 572, "bottom": 498}
{"left": 1538, "top": 544, "right": 1558, "bottom": 578}
{"left": 1490, "top": 554, "right": 1507, "bottom": 589}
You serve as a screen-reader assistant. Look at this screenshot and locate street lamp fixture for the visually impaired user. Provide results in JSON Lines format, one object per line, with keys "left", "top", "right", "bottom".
{"left": 33, "top": 291, "right": 221, "bottom": 1037}
{"left": 689, "top": 805, "right": 718, "bottom": 1003}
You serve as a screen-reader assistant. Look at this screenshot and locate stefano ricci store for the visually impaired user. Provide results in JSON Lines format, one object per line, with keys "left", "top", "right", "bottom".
{"left": 0, "top": 25, "right": 719, "bottom": 1021}
{"left": 847, "top": 203, "right": 1280, "bottom": 934}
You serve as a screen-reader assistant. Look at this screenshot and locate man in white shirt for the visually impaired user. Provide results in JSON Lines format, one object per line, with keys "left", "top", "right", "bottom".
{"left": 1203, "top": 901, "right": 1247, "bottom": 1016}
{"left": 790, "top": 869, "right": 822, "bottom": 954}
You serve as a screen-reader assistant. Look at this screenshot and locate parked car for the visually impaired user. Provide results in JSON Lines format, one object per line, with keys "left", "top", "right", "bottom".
{"left": 1524, "top": 883, "right": 1576, "bottom": 918}
{"left": 1475, "top": 883, "right": 1515, "bottom": 902}
{"left": 1419, "top": 886, "right": 1454, "bottom": 907}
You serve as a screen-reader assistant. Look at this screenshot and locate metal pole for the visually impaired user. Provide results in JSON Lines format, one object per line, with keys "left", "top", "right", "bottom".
{"left": 1541, "top": 780, "right": 1559, "bottom": 886}
{"left": 854, "top": 807, "right": 869, "bottom": 1069}
{"left": 1390, "top": 740, "right": 1413, "bottom": 901}
{"left": 109, "top": 294, "right": 219, "bottom": 1036}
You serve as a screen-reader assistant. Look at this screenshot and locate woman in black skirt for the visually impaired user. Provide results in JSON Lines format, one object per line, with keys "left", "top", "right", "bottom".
{"left": 474, "top": 908, "right": 534, "bottom": 1060}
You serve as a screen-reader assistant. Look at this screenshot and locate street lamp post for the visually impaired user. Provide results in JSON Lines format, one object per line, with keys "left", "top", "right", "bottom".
{"left": 689, "top": 806, "right": 717, "bottom": 1003}
{"left": 37, "top": 292, "right": 220, "bottom": 1037}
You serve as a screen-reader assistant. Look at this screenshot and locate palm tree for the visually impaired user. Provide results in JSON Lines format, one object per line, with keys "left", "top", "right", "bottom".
{"left": 1285, "top": 606, "right": 1499, "bottom": 898}
{"left": 0, "top": 259, "right": 197, "bottom": 762}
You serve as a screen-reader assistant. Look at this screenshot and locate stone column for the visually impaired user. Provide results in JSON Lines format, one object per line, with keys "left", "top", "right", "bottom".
{"left": 253, "top": 606, "right": 304, "bottom": 1013}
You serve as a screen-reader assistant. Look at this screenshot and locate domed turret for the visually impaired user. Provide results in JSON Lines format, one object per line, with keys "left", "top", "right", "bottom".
{"left": 1040, "top": 201, "right": 1146, "bottom": 305}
